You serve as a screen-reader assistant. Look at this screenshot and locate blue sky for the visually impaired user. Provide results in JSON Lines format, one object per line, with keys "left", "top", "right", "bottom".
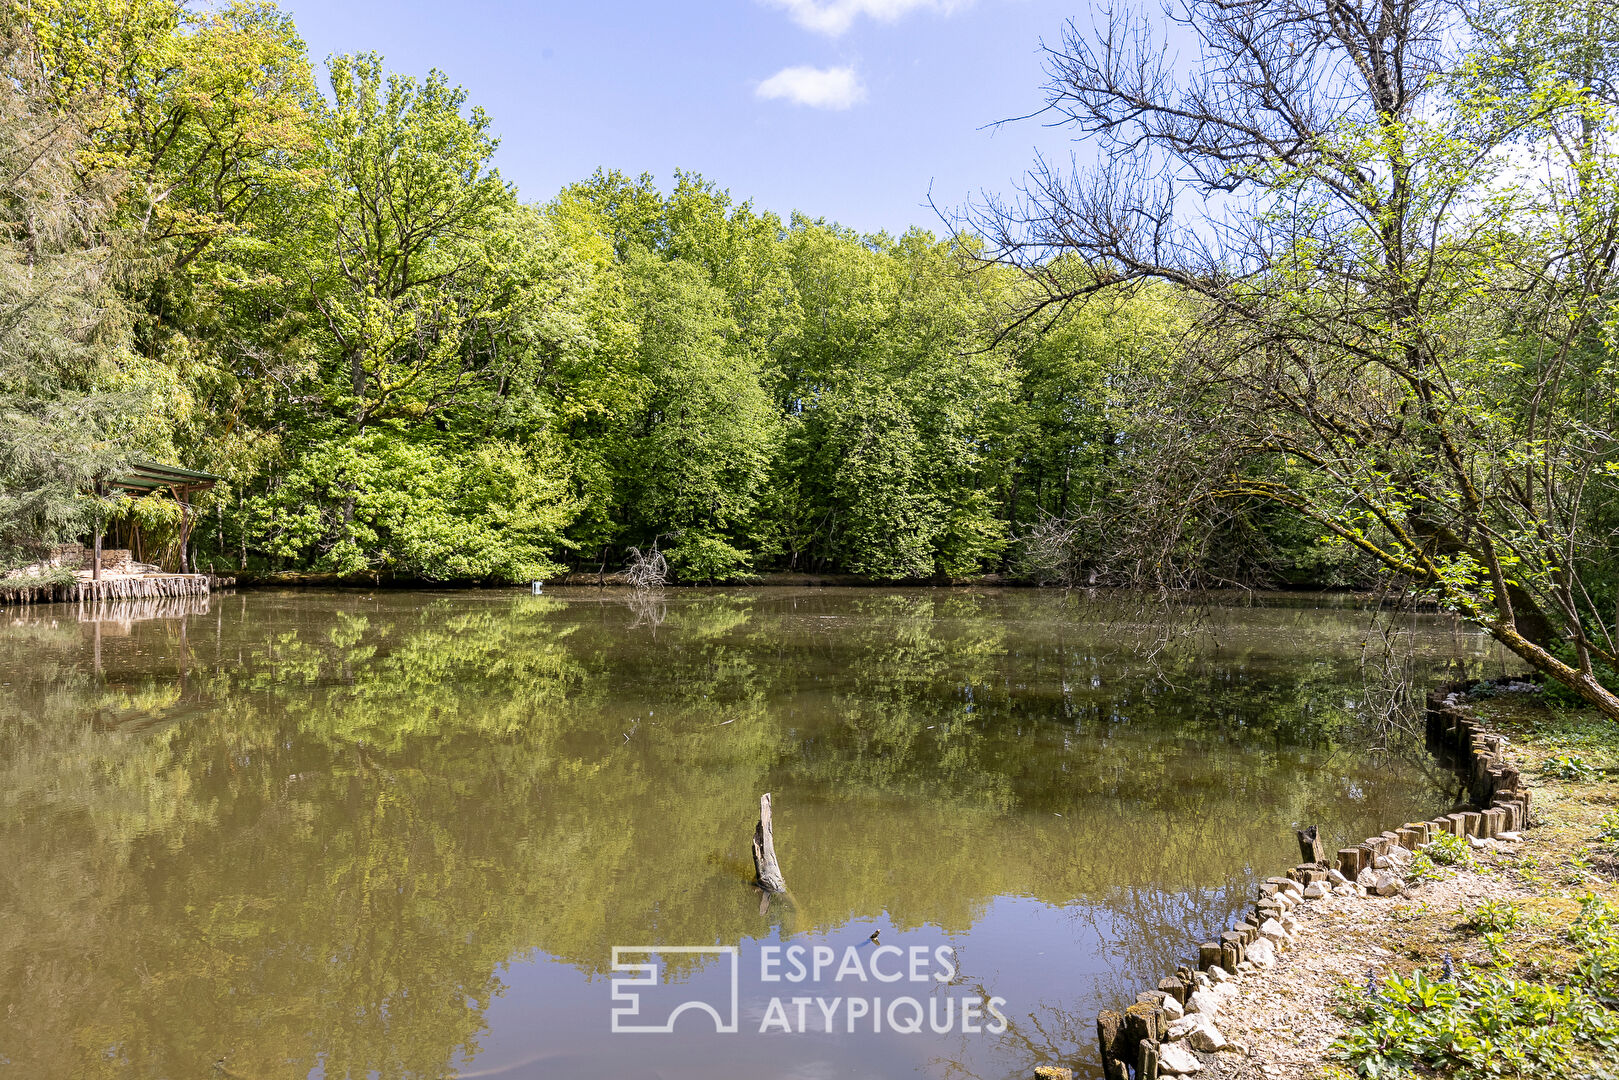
{"left": 285, "top": 0, "right": 1089, "bottom": 236}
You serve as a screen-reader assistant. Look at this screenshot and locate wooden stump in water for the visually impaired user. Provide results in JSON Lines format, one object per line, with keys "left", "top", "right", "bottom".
{"left": 1094, "top": 1010, "right": 1129, "bottom": 1080}
{"left": 752, "top": 792, "right": 787, "bottom": 893}
{"left": 1136, "top": 1038, "right": 1159, "bottom": 1080}
{"left": 1296, "top": 824, "right": 1326, "bottom": 865}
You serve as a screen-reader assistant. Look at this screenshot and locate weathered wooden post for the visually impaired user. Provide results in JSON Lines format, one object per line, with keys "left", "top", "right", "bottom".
{"left": 1095, "top": 1010, "right": 1129, "bottom": 1080}
{"left": 92, "top": 480, "right": 103, "bottom": 583}
{"left": 1296, "top": 824, "right": 1326, "bottom": 865}
{"left": 752, "top": 792, "right": 787, "bottom": 893}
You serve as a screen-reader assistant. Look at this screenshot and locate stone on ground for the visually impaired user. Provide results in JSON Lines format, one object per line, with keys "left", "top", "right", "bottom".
{"left": 1167, "top": 1014, "right": 1204, "bottom": 1041}
{"left": 1187, "top": 1018, "right": 1229, "bottom": 1052}
{"left": 1159, "top": 1042, "right": 1203, "bottom": 1075}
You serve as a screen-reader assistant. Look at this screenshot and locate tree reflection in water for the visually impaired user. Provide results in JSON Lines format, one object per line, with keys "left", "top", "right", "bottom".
{"left": 0, "top": 587, "right": 1495, "bottom": 1079}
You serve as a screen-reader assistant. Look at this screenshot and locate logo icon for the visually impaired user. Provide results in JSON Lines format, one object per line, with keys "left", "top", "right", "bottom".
{"left": 610, "top": 946, "right": 740, "bottom": 1033}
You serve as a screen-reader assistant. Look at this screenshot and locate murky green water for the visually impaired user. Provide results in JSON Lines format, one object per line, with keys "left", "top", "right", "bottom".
{"left": 0, "top": 588, "right": 1503, "bottom": 1079}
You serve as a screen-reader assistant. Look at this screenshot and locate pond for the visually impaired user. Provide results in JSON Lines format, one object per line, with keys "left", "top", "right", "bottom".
{"left": 0, "top": 587, "right": 1504, "bottom": 1079}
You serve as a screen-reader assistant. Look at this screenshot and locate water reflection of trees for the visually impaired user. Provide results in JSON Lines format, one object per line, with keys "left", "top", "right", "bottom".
{"left": 0, "top": 589, "right": 1501, "bottom": 1078}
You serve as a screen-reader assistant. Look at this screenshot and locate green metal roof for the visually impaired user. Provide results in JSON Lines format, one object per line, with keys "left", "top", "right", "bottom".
{"left": 106, "top": 460, "right": 222, "bottom": 496}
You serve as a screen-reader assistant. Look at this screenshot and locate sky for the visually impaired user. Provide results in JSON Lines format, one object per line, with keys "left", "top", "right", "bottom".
{"left": 283, "top": 0, "right": 1092, "bottom": 236}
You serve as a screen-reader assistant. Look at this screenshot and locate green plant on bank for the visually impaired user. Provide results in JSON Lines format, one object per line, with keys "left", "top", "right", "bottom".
{"left": 1430, "top": 832, "right": 1474, "bottom": 867}
{"left": 1392, "top": 901, "right": 1431, "bottom": 923}
{"left": 1512, "top": 706, "right": 1618, "bottom": 754}
{"left": 1480, "top": 930, "right": 1511, "bottom": 966}
{"left": 1467, "top": 899, "right": 1524, "bottom": 934}
{"left": 0, "top": 567, "right": 76, "bottom": 592}
{"left": 1334, "top": 965, "right": 1619, "bottom": 1078}
{"left": 1598, "top": 814, "right": 1619, "bottom": 843}
{"left": 1507, "top": 852, "right": 1543, "bottom": 886}
{"left": 1408, "top": 832, "right": 1474, "bottom": 884}
{"left": 1464, "top": 901, "right": 1525, "bottom": 968}
{"left": 1406, "top": 852, "right": 1441, "bottom": 884}
{"left": 1568, "top": 851, "right": 1596, "bottom": 884}
{"left": 1570, "top": 895, "right": 1619, "bottom": 1005}
{"left": 1540, "top": 755, "right": 1603, "bottom": 782}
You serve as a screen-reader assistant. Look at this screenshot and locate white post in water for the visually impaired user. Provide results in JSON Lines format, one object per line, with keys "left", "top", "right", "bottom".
{"left": 531, "top": 580, "right": 544, "bottom": 595}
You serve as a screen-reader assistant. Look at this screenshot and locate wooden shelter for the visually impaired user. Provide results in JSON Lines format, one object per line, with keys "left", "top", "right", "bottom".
{"left": 94, "top": 461, "right": 221, "bottom": 579}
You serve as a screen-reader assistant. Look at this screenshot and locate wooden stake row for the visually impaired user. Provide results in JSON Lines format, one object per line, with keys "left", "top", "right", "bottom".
{"left": 0, "top": 574, "right": 226, "bottom": 607}
{"left": 1094, "top": 677, "right": 1529, "bottom": 1080}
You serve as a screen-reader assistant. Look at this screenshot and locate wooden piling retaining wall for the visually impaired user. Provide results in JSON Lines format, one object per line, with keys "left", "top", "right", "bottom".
{"left": 0, "top": 574, "right": 233, "bottom": 607}
{"left": 1094, "top": 675, "right": 1532, "bottom": 1080}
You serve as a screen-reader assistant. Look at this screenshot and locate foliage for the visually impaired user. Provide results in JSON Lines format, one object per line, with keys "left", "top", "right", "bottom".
{"left": 1569, "top": 894, "right": 1619, "bottom": 1004}
{"left": 1465, "top": 899, "right": 1525, "bottom": 934}
{"left": 248, "top": 428, "right": 574, "bottom": 581}
{"left": 1406, "top": 832, "right": 1476, "bottom": 884}
{"left": 1405, "top": 852, "right": 1440, "bottom": 884}
{"left": 1540, "top": 755, "right": 1603, "bottom": 781}
{"left": 1335, "top": 965, "right": 1619, "bottom": 1078}
{"left": 976, "top": 0, "right": 1619, "bottom": 716}
{"left": 2, "top": 0, "right": 1190, "bottom": 586}
{"left": 0, "top": 567, "right": 76, "bottom": 591}
{"left": 0, "top": 12, "right": 130, "bottom": 568}
{"left": 1426, "top": 832, "right": 1475, "bottom": 868}
{"left": 4, "top": 0, "right": 1618, "bottom": 630}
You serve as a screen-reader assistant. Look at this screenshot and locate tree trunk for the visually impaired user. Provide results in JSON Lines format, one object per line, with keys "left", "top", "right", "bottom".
{"left": 752, "top": 793, "right": 787, "bottom": 893}
{"left": 1494, "top": 624, "right": 1619, "bottom": 721}
{"left": 92, "top": 480, "right": 103, "bottom": 581}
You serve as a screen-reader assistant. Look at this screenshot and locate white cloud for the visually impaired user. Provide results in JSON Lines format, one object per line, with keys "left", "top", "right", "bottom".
{"left": 756, "top": 65, "right": 867, "bottom": 109}
{"left": 764, "top": 0, "right": 969, "bottom": 36}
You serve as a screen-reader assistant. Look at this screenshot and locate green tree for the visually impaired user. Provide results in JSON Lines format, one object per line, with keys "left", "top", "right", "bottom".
{"left": 0, "top": 8, "right": 130, "bottom": 569}
{"left": 771, "top": 223, "right": 1012, "bottom": 578}
{"left": 613, "top": 254, "right": 778, "bottom": 580}
{"left": 307, "top": 52, "right": 510, "bottom": 431}
{"left": 980, "top": 0, "right": 1619, "bottom": 715}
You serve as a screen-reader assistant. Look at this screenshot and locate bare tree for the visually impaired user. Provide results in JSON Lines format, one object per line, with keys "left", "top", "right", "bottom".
{"left": 623, "top": 542, "right": 670, "bottom": 591}
{"left": 972, "top": 0, "right": 1619, "bottom": 717}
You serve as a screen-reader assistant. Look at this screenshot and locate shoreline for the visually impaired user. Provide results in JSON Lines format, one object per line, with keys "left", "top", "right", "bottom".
{"left": 136, "top": 570, "right": 1396, "bottom": 598}
{"left": 1097, "top": 680, "right": 1618, "bottom": 1079}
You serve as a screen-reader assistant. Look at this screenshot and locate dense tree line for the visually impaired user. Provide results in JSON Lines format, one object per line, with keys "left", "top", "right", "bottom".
{"left": 0, "top": 0, "right": 1186, "bottom": 586}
